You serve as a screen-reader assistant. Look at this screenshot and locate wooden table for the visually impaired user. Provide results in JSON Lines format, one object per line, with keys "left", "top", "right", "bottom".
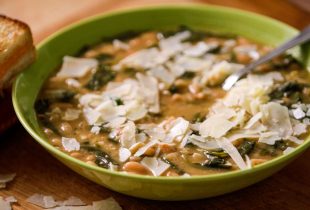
{"left": 1, "top": 0, "right": 310, "bottom": 209}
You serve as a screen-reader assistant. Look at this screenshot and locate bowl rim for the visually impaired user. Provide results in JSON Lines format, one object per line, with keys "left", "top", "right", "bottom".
{"left": 13, "top": 3, "right": 310, "bottom": 183}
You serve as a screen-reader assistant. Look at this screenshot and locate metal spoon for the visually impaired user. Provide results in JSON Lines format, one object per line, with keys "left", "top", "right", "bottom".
{"left": 222, "top": 25, "right": 310, "bottom": 91}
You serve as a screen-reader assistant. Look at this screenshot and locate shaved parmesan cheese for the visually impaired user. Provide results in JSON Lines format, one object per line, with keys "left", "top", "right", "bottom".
{"left": 61, "top": 137, "right": 80, "bottom": 152}
{"left": 61, "top": 196, "right": 85, "bottom": 206}
{"left": 248, "top": 72, "right": 283, "bottom": 87}
{"left": 200, "top": 115, "right": 234, "bottom": 138}
{"left": 216, "top": 138, "right": 247, "bottom": 170}
{"left": 0, "top": 196, "right": 16, "bottom": 210}
{"left": 135, "top": 132, "right": 147, "bottom": 142}
{"left": 0, "top": 197, "right": 11, "bottom": 210}
{"left": 245, "top": 155, "right": 252, "bottom": 169}
{"left": 287, "top": 136, "right": 303, "bottom": 145}
{"left": 57, "top": 56, "right": 98, "bottom": 78}
{"left": 113, "top": 39, "right": 129, "bottom": 50}
{"left": 120, "top": 121, "right": 136, "bottom": 148}
{"left": 159, "top": 31, "right": 191, "bottom": 57}
{"left": 51, "top": 206, "right": 92, "bottom": 210}
{"left": 183, "top": 41, "right": 210, "bottom": 57}
{"left": 0, "top": 173, "right": 15, "bottom": 189}
{"left": 136, "top": 73, "right": 160, "bottom": 113}
{"left": 27, "top": 194, "right": 57, "bottom": 208}
{"left": 47, "top": 197, "right": 120, "bottom": 210}
{"left": 90, "top": 125, "right": 101, "bottom": 135}
{"left": 292, "top": 107, "right": 306, "bottom": 119}
{"left": 234, "top": 45, "right": 259, "bottom": 60}
{"left": 174, "top": 55, "right": 212, "bottom": 72}
{"left": 106, "top": 117, "right": 127, "bottom": 128}
{"left": 125, "top": 100, "right": 148, "bottom": 121}
{"left": 4, "top": 197, "right": 17, "bottom": 203}
{"left": 244, "top": 112, "right": 262, "bottom": 129}
{"left": 179, "top": 131, "right": 192, "bottom": 148}
{"left": 227, "top": 132, "right": 260, "bottom": 142}
{"left": 261, "top": 102, "right": 293, "bottom": 139}
{"left": 258, "top": 132, "right": 281, "bottom": 145}
{"left": 140, "top": 157, "right": 170, "bottom": 176}
{"left": 166, "top": 117, "right": 190, "bottom": 142}
{"left": 119, "top": 148, "right": 131, "bottom": 162}
{"left": 203, "top": 61, "right": 243, "bottom": 86}
{"left": 134, "top": 141, "right": 157, "bottom": 157}
{"left": 187, "top": 135, "right": 220, "bottom": 150}
{"left": 283, "top": 147, "right": 295, "bottom": 155}
{"left": 92, "top": 197, "right": 122, "bottom": 210}
{"left": 114, "top": 47, "right": 167, "bottom": 70}
{"left": 66, "top": 78, "right": 81, "bottom": 88}
{"left": 83, "top": 108, "right": 102, "bottom": 125}
{"left": 95, "top": 100, "right": 125, "bottom": 122}
{"left": 210, "top": 103, "right": 236, "bottom": 119}
{"left": 291, "top": 119, "right": 307, "bottom": 135}
{"left": 149, "top": 65, "right": 175, "bottom": 85}
{"left": 63, "top": 109, "right": 80, "bottom": 121}
{"left": 79, "top": 94, "right": 102, "bottom": 108}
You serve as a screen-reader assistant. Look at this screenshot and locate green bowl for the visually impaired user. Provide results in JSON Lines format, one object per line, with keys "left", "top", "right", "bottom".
{"left": 13, "top": 4, "right": 310, "bottom": 200}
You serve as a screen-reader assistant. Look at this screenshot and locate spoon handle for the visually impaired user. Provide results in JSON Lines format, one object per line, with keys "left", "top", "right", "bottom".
{"left": 222, "top": 25, "right": 310, "bottom": 91}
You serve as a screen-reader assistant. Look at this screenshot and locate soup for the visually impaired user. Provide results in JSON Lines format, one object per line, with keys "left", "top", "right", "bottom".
{"left": 36, "top": 27, "right": 310, "bottom": 176}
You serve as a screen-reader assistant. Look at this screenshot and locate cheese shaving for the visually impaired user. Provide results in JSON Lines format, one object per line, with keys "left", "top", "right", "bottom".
{"left": 61, "top": 137, "right": 80, "bottom": 152}
{"left": 216, "top": 138, "right": 247, "bottom": 170}
{"left": 140, "top": 157, "right": 170, "bottom": 176}
{"left": 57, "top": 56, "right": 98, "bottom": 78}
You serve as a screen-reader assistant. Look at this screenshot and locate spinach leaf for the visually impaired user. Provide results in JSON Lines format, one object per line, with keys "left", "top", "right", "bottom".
{"left": 81, "top": 145, "right": 118, "bottom": 168}
{"left": 35, "top": 99, "right": 50, "bottom": 114}
{"left": 207, "top": 45, "right": 221, "bottom": 54}
{"left": 180, "top": 71, "right": 196, "bottom": 79}
{"left": 274, "top": 140, "right": 288, "bottom": 151}
{"left": 201, "top": 154, "right": 232, "bottom": 169}
{"left": 39, "top": 117, "right": 60, "bottom": 135}
{"left": 269, "top": 82, "right": 306, "bottom": 106}
{"left": 162, "top": 157, "right": 185, "bottom": 175}
{"left": 94, "top": 53, "right": 113, "bottom": 62}
{"left": 36, "top": 90, "right": 75, "bottom": 114}
{"left": 168, "top": 84, "right": 180, "bottom": 94}
{"left": 85, "top": 65, "right": 116, "bottom": 90}
{"left": 114, "top": 98, "right": 124, "bottom": 106}
{"left": 204, "top": 150, "right": 229, "bottom": 158}
{"left": 238, "top": 140, "right": 255, "bottom": 156}
{"left": 192, "top": 112, "right": 206, "bottom": 123}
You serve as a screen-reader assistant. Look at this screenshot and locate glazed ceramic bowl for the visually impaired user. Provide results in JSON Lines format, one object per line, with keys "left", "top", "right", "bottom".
{"left": 13, "top": 4, "right": 310, "bottom": 200}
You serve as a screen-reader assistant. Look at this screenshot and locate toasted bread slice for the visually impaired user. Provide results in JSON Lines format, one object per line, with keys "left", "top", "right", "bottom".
{"left": 0, "top": 15, "right": 35, "bottom": 133}
{"left": 0, "top": 15, "right": 35, "bottom": 88}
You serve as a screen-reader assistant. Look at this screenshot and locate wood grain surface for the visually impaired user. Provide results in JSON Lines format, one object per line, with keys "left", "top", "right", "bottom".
{"left": 0, "top": 0, "right": 310, "bottom": 209}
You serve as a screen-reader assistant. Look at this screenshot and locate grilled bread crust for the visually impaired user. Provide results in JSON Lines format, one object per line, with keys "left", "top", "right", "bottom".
{"left": 0, "top": 15, "right": 35, "bottom": 133}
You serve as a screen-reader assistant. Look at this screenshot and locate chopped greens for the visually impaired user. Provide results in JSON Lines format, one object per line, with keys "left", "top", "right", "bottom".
{"left": 114, "top": 98, "right": 124, "bottom": 106}
{"left": 238, "top": 140, "right": 255, "bottom": 157}
{"left": 40, "top": 117, "right": 60, "bottom": 135}
{"left": 85, "top": 65, "right": 116, "bottom": 90}
{"left": 180, "top": 71, "right": 196, "bottom": 79}
{"left": 207, "top": 45, "right": 221, "bottom": 54}
{"left": 192, "top": 112, "right": 206, "bottom": 123}
{"left": 204, "top": 150, "right": 229, "bottom": 158}
{"left": 35, "top": 99, "right": 50, "bottom": 114}
{"left": 94, "top": 53, "right": 113, "bottom": 62}
{"left": 201, "top": 154, "right": 232, "bottom": 169}
{"left": 162, "top": 157, "right": 185, "bottom": 175}
{"left": 44, "top": 90, "right": 76, "bottom": 103}
{"left": 81, "top": 145, "right": 118, "bottom": 168}
{"left": 269, "top": 82, "right": 306, "bottom": 106}
{"left": 274, "top": 140, "right": 288, "bottom": 151}
{"left": 168, "top": 84, "right": 180, "bottom": 94}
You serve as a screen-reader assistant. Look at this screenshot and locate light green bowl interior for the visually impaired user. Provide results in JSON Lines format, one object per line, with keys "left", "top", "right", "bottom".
{"left": 13, "top": 4, "right": 310, "bottom": 200}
